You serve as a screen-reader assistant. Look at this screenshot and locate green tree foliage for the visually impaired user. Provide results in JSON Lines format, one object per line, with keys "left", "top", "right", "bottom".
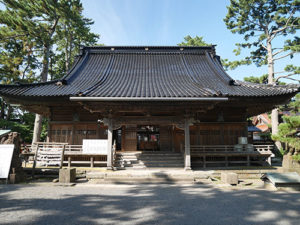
{"left": 0, "top": 0, "right": 99, "bottom": 143}
{"left": 289, "top": 93, "right": 300, "bottom": 113}
{"left": 178, "top": 35, "right": 210, "bottom": 46}
{"left": 224, "top": 0, "right": 300, "bottom": 149}
{"left": 272, "top": 93, "right": 300, "bottom": 157}
{"left": 0, "top": 27, "right": 38, "bottom": 84}
{"left": 224, "top": 0, "right": 300, "bottom": 83}
{"left": 0, "top": 112, "right": 47, "bottom": 143}
{"left": 244, "top": 74, "right": 269, "bottom": 84}
{"left": 244, "top": 74, "right": 286, "bottom": 84}
{"left": 50, "top": 1, "right": 99, "bottom": 79}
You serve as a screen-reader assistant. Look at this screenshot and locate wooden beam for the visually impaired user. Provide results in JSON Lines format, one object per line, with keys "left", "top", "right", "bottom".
{"left": 106, "top": 118, "right": 113, "bottom": 170}
{"left": 184, "top": 117, "right": 191, "bottom": 170}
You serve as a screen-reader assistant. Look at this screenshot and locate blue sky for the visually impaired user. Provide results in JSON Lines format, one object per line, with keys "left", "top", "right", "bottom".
{"left": 82, "top": 0, "right": 299, "bottom": 82}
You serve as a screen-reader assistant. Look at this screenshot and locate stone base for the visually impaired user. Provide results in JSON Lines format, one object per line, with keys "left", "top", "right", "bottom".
{"left": 282, "top": 155, "right": 300, "bottom": 175}
{"left": 9, "top": 172, "right": 26, "bottom": 184}
{"left": 221, "top": 172, "right": 238, "bottom": 185}
{"left": 59, "top": 168, "right": 76, "bottom": 183}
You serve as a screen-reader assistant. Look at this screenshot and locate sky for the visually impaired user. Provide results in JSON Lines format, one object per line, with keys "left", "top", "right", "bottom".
{"left": 81, "top": 0, "right": 299, "bottom": 82}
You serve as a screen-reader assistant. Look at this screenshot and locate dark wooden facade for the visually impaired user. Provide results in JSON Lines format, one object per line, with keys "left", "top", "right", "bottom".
{"left": 47, "top": 102, "right": 247, "bottom": 153}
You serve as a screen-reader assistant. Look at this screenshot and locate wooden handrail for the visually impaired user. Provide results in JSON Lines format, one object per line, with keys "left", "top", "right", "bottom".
{"left": 190, "top": 144, "right": 273, "bottom": 153}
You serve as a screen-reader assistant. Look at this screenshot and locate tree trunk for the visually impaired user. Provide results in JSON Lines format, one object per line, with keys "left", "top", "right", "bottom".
{"left": 32, "top": 18, "right": 60, "bottom": 144}
{"left": 32, "top": 44, "right": 51, "bottom": 144}
{"left": 41, "top": 44, "right": 51, "bottom": 82}
{"left": 271, "top": 108, "right": 281, "bottom": 149}
{"left": 32, "top": 114, "right": 42, "bottom": 144}
{"left": 65, "top": 24, "right": 69, "bottom": 71}
{"left": 68, "top": 32, "right": 73, "bottom": 71}
{"left": 0, "top": 100, "right": 5, "bottom": 119}
{"left": 6, "top": 105, "right": 13, "bottom": 120}
{"left": 267, "top": 39, "right": 281, "bottom": 151}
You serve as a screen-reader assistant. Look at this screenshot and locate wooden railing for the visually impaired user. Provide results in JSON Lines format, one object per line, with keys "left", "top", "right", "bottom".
{"left": 253, "top": 145, "right": 273, "bottom": 153}
{"left": 190, "top": 144, "right": 273, "bottom": 168}
{"left": 21, "top": 144, "right": 83, "bottom": 153}
{"left": 190, "top": 144, "right": 273, "bottom": 153}
{"left": 190, "top": 145, "right": 235, "bottom": 152}
{"left": 21, "top": 143, "right": 107, "bottom": 168}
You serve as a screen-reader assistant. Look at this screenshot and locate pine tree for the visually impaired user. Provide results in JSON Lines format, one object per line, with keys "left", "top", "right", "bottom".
{"left": 0, "top": 0, "right": 99, "bottom": 143}
{"left": 272, "top": 94, "right": 300, "bottom": 157}
{"left": 224, "top": 0, "right": 300, "bottom": 151}
{"left": 178, "top": 35, "right": 210, "bottom": 46}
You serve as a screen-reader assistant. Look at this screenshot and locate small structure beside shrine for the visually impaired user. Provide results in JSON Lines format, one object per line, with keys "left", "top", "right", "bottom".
{"left": 0, "top": 46, "right": 299, "bottom": 170}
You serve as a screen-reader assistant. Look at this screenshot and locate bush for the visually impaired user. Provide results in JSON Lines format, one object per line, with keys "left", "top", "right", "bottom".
{"left": 0, "top": 112, "right": 48, "bottom": 143}
{"left": 292, "top": 154, "right": 300, "bottom": 162}
{"left": 0, "top": 119, "right": 33, "bottom": 143}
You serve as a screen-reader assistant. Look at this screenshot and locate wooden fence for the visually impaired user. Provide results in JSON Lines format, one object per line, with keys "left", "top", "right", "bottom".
{"left": 22, "top": 143, "right": 108, "bottom": 168}
{"left": 190, "top": 144, "right": 273, "bottom": 168}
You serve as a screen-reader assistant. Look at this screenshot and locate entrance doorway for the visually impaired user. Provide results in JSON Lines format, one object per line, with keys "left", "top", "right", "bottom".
{"left": 118, "top": 125, "right": 174, "bottom": 152}
{"left": 137, "top": 125, "right": 160, "bottom": 151}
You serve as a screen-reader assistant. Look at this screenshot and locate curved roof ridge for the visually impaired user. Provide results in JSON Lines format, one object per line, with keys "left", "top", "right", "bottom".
{"left": 83, "top": 45, "right": 216, "bottom": 49}
{"left": 80, "top": 54, "right": 115, "bottom": 96}
{"left": 179, "top": 54, "right": 216, "bottom": 96}
{"left": 64, "top": 51, "right": 89, "bottom": 84}
{"left": 61, "top": 52, "right": 87, "bottom": 82}
{"left": 204, "top": 52, "right": 233, "bottom": 85}
{"left": 208, "top": 54, "right": 235, "bottom": 84}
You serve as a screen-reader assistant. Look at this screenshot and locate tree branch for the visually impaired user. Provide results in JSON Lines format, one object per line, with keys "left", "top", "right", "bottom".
{"left": 274, "top": 71, "right": 286, "bottom": 74}
{"left": 0, "top": 34, "right": 27, "bottom": 40}
{"left": 275, "top": 73, "right": 299, "bottom": 82}
{"left": 260, "top": 43, "right": 267, "bottom": 50}
{"left": 272, "top": 48, "right": 285, "bottom": 57}
{"left": 271, "top": 7, "right": 297, "bottom": 36}
{"left": 273, "top": 51, "right": 295, "bottom": 61}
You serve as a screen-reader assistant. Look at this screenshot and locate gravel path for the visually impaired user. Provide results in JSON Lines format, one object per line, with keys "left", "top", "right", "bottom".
{"left": 0, "top": 183, "right": 300, "bottom": 225}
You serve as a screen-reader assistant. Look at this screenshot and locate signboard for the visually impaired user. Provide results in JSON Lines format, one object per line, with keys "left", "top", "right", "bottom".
{"left": 0, "top": 144, "right": 14, "bottom": 179}
{"left": 82, "top": 139, "right": 108, "bottom": 154}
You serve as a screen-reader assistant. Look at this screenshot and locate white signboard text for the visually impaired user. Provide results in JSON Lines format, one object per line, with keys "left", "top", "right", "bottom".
{"left": 0, "top": 144, "right": 14, "bottom": 179}
{"left": 82, "top": 139, "right": 108, "bottom": 154}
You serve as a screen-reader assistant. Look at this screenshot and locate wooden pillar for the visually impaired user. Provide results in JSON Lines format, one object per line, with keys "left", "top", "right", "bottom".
{"left": 71, "top": 123, "right": 75, "bottom": 145}
{"left": 90, "top": 157, "right": 94, "bottom": 168}
{"left": 171, "top": 126, "right": 175, "bottom": 152}
{"left": 107, "top": 118, "right": 113, "bottom": 170}
{"left": 247, "top": 155, "right": 250, "bottom": 166}
{"left": 184, "top": 117, "right": 191, "bottom": 170}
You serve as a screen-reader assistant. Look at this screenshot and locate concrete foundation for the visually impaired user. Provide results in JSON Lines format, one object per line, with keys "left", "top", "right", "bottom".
{"left": 221, "top": 172, "right": 238, "bottom": 185}
{"left": 59, "top": 168, "right": 76, "bottom": 183}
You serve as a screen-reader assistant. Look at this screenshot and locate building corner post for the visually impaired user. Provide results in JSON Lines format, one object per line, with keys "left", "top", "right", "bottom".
{"left": 106, "top": 118, "right": 113, "bottom": 170}
{"left": 184, "top": 117, "right": 191, "bottom": 171}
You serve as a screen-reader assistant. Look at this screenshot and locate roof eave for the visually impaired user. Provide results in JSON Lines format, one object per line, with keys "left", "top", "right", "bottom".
{"left": 69, "top": 97, "right": 229, "bottom": 101}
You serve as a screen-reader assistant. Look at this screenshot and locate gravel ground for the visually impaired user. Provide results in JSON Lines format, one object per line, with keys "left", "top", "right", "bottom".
{"left": 0, "top": 182, "right": 300, "bottom": 225}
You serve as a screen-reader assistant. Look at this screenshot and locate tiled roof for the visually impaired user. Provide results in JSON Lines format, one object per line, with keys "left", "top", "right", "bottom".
{"left": 0, "top": 46, "right": 299, "bottom": 99}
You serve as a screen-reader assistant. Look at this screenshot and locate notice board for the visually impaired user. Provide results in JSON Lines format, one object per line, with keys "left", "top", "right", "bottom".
{"left": 0, "top": 144, "right": 14, "bottom": 179}
{"left": 82, "top": 139, "right": 108, "bottom": 154}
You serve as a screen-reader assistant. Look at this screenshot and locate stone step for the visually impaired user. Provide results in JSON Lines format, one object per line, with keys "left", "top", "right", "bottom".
{"left": 116, "top": 152, "right": 182, "bottom": 156}
{"left": 86, "top": 170, "right": 210, "bottom": 183}
{"left": 116, "top": 160, "right": 183, "bottom": 165}
{"left": 138, "top": 154, "right": 183, "bottom": 157}
{"left": 134, "top": 164, "right": 184, "bottom": 168}
{"left": 99, "top": 177, "right": 195, "bottom": 183}
{"left": 115, "top": 159, "right": 183, "bottom": 164}
{"left": 139, "top": 156, "right": 183, "bottom": 159}
{"left": 116, "top": 156, "right": 183, "bottom": 160}
{"left": 115, "top": 151, "right": 184, "bottom": 169}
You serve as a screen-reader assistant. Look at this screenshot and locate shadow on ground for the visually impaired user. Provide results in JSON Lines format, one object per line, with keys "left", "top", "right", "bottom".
{"left": 0, "top": 178, "right": 300, "bottom": 225}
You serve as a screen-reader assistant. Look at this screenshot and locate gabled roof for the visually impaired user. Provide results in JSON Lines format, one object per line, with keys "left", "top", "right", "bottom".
{"left": 0, "top": 46, "right": 299, "bottom": 100}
